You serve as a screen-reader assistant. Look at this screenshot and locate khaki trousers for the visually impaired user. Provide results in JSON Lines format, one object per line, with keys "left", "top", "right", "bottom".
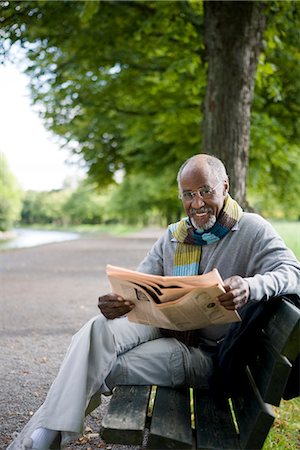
{"left": 8, "top": 315, "right": 213, "bottom": 449}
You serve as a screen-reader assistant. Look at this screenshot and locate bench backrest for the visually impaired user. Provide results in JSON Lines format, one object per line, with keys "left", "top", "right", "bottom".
{"left": 101, "top": 297, "right": 300, "bottom": 449}
{"left": 230, "top": 298, "right": 300, "bottom": 449}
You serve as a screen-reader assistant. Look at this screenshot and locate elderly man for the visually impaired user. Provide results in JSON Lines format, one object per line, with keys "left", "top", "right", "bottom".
{"left": 9, "top": 154, "right": 300, "bottom": 450}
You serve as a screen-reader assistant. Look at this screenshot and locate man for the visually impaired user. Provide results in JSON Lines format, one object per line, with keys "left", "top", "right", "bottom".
{"left": 9, "top": 154, "right": 300, "bottom": 450}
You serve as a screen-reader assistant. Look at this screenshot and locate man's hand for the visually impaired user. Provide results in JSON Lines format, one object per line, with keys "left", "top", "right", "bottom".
{"left": 98, "top": 293, "right": 135, "bottom": 319}
{"left": 218, "top": 276, "right": 250, "bottom": 310}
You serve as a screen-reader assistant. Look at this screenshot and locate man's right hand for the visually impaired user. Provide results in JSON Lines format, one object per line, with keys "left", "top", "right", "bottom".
{"left": 98, "top": 293, "right": 135, "bottom": 319}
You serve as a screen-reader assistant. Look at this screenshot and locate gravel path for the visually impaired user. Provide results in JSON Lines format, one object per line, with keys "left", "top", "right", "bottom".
{"left": 0, "top": 230, "right": 163, "bottom": 450}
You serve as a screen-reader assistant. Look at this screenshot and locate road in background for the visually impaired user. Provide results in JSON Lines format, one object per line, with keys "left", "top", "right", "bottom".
{"left": 0, "top": 229, "right": 163, "bottom": 449}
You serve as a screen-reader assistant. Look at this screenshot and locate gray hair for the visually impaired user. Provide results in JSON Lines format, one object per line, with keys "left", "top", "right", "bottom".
{"left": 177, "top": 154, "right": 228, "bottom": 190}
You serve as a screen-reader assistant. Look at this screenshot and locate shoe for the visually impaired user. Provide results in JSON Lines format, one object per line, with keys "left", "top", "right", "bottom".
{"left": 6, "top": 434, "right": 36, "bottom": 450}
{"left": 22, "top": 436, "right": 60, "bottom": 450}
{"left": 22, "top": 438, "right": 37, "bottom": 450}
{"left": 7, "top": 432, "right": 61, "bottom": 450}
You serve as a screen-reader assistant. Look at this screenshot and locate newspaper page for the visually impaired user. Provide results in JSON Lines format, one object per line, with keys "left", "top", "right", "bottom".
{"left": 106, "top": 265, "right": 241, "bottom": 331}
{"left": 106, "top": 264, "right": 224, "bottom": 287}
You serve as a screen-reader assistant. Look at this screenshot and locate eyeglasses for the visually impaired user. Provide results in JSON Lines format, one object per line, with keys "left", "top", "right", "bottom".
{"left": 179, "top": 181, "right": 222, "bottom": 202}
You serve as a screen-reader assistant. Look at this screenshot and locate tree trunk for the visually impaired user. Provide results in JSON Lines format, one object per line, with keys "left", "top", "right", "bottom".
{"left": 203, "top": 1, "right": 267, "bottom": 207}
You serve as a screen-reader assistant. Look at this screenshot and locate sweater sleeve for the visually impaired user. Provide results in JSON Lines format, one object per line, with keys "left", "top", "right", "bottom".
{"left": 243, "top": 218, "right": 300, "bottom": 301}
{"left": 136, "top": 233, "right": 166, "bottom": 275}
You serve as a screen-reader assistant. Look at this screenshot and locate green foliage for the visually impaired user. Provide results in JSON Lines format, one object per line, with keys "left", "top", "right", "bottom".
{"left": 106, "top": 171, "right": 182, "bottom": 226}
{"left": 0, "top": 0, "right": 204, "bottom": 222}
{"left": 0, "top": 152, "right": 22, "bottom": 231}
{"left": 20, "top": 181, "right": 111, "bottom": 225}
{"left": 264, "top": 398, "right": 300, "bottom": 450}
{"left": 1, "top": 0, "right": 299, "bottom": 220}
{"left": 21, "top": 189, "right": 71, "bottom": 225}
{"left": 63, "top": 181, "right": 108, "bottom": 224}
{"left": 249, "top": 3, "right": 300, "bottom": 219}
{"left": 270, "top": 220, "right": 300, "bottom": 259}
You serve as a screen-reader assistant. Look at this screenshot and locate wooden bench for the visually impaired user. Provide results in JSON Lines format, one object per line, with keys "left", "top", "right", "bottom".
{"left": 100, "top": 297, "right": 300, "bottom": 449}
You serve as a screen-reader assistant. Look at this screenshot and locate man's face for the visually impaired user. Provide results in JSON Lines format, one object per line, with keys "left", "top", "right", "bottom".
{"left": 179, "top": 160, "right": 228, "bottom": 230}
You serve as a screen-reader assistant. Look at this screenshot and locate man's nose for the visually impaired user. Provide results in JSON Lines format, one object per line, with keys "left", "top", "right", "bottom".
{"left": 191, "top": 193, "right": 205, "bottom": 207}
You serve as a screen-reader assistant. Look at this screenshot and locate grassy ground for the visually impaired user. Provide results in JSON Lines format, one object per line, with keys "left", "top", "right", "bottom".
{"left": 264, "top": 397, "right": 300, "bottom": 449}
{"left": 12, "top": 222, "right": 144, "bottom": 236}
{"left": 262, "top": 221, "right": 300, "bottom": 449}
{"left": 270, "top": 220, "right": 300, "bottom": 259}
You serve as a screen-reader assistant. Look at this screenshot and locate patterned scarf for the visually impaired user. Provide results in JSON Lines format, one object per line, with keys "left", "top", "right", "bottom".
{"left": 169, "top": 194, "right": 243, "bottom": 276}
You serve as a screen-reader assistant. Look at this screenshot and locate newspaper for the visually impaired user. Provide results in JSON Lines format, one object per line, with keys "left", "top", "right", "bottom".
{"left": 106, "top": 265, "right": 241, "bottom": 331}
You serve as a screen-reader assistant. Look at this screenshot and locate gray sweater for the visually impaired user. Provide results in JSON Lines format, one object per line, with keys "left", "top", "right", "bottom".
{"left": 137, "top": 213, "right": 300, "bottom": 343}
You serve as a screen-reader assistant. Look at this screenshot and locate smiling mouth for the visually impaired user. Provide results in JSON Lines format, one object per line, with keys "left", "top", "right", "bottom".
{"left": 195, "top": 212, "right": 209, "bottom": 217}
{"left": 190, "top": 210, "right": 216, "bottom": 230}
{"left": 191, "top": 208, "right": 212, "bottom": 217}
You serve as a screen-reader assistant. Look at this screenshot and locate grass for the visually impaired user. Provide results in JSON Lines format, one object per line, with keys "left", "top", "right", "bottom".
{"left": 261, "top": 221, "right": 300, "bottom": 449}
{"left": 15, "top": 222, "right": 144, "bottom": 236}
{"left": 270, "top": 220, "right": 300, "bottom": 259}
{"left": 264, "top": 398, "right": 300, "bottom": 449}
{"left": 263, "top": 221, "right": 300, "bottom": 449}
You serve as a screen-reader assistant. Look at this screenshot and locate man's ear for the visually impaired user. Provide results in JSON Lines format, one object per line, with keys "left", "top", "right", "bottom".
{"left": 224, "top": 180, "right": 229, "bottom": 196}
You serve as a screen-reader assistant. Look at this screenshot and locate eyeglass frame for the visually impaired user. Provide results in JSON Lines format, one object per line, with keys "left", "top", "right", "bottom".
{"left": 178, "top": 180, "right": 223, "bottom": 202}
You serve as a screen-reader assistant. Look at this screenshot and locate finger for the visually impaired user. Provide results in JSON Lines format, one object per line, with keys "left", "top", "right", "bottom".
{"left": 218, "top": 297, "right": 235, "bottom": 310}
{"left": 105, "top": 303, "right": 134, "bottom": 319}
{"left": 99, "top": 293, "right": 124, "bottom": 302}
{"left": 98, "top": 294, "right": 128, "bottom": 309}
{"left": 222, "top": 284, "right": 231, "bottom": 293}
{"left": 218, "top": 289, "right": 241, "bottom": 309}
{"left": 100, "top": 299, "right": 135, "bottom": 318}
{"left": 218, "top": 290, "right": 234, "bottom": 304}
{"left": 223, "top": 276, "right": 242, "bottom": 290}
{"left": 99, "top": 300, "right": 121, "bottom": 311}
{"left": 108, "top": 299, "right": 130, "bottom": 308}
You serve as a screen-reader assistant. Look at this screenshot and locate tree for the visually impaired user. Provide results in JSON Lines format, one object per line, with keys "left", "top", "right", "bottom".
{"left": 248, "top": 3, "right": 300, "bottom": 219}
{"left": 106, "top": 171, "right": 182, "bottom": 226}
{"left": 63, "top": 181, "right": 108, "bottom": 224}
{"left": 1, "top": 0, "right": 299, "bottom": 219}
{"left": 0, "top": 152, "right": 22, "bottom": 231}
{"left": 21, "top": 189, "right": 70, "bottom": 225}
{"left": 203, "top": 1, "right": 266, "bottom": 205}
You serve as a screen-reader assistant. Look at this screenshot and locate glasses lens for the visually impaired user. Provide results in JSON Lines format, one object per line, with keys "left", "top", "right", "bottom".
{"left": 183, "top": 192, "right": 193, "bottom": 201}
{"left": 199, "top": 187, "right": 212, "bottom": 197}
{"left": 180, "top": 183, "right": 220, "bottom": 201}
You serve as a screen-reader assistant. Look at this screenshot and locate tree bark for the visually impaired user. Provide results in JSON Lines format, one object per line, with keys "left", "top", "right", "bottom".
{"left": 203, "top": 1, "right": 267, "bottom": 207}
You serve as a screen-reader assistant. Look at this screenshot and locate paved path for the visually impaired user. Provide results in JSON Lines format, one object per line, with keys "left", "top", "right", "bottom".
{"left": 0, "top": 230, "right": 163, "bottom": 449}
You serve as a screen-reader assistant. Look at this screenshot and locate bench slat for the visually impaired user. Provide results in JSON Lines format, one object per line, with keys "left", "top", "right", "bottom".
{"left": 99, "top": 297, "right": 299, "bottom": 450}
{"left": 101, "top": 385, "right": 150, "bottom": 445}
{"left": 249, "top": 338, "right": 292, "bottom": 406}
{"left": 264, "top": 299, "right": 300, "bottom": 361}
{"left": 232, "top": 367, "right": 274, "bottom": 449}
{"left": 194, "top": 389, "right": 239, "bottom": 449}
{"left": 147, "top": 386, "right": 193, "bottom": 449}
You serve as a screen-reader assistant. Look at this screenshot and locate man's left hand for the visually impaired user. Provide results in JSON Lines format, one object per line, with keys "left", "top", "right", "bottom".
{"left": 218, "top": 276, "right": 250, "bottom": 310}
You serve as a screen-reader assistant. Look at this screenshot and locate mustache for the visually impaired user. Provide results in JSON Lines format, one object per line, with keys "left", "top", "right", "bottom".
{"left": 190, "top": 207, "right": 212, "bottom": 214}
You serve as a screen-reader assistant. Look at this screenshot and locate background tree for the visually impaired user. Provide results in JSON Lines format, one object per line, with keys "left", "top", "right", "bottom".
{"left": 0, "top": 152, "right": 22, "bottom": 231}
{"left": 1, "top": 0, "right": 299, "bottom": 220}
{"left": 248, "top": 3, "right": 300, "bottom": 219}
{"left": 21, "top": 182, "right": 110, "bottom": 225}
{"left": 63, "top": 181, "right": 107, "bottom": 225}
{"left": 21, "top": 189, "right": 70, "bottom": 225}
{"left": 203, "top": 1, "right": 266, "bottom": 205}
{"left": 106, "top": 171, "right": 182, "bottom": 226}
